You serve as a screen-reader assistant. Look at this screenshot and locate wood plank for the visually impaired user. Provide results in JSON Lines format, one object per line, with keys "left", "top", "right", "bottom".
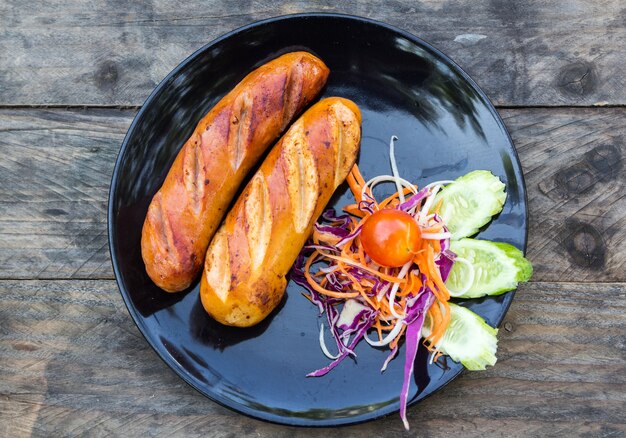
{"left": 0, "top": 0, "right": 624, "bottom": 106}
{"left": 504, "top": 108, "right": 626, "bottom": 282}
{"left": 1, "top": 107, "right": 624, "bottom": 282}
{"left": 0, "top": 109, "right": 128, "bottom": 279}
{"left": 0, "top": 280, "right": 624, "bottom": 436}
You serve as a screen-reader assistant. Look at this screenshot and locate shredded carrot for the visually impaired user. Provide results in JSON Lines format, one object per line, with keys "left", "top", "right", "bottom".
{"left": 343, "top": 204, "right": 366, "bottom": 218}
{"left": 347, "top": 164, "right": 368, "bottom": 202}
{"left": 304, "top": 251, "right": 359, "bottom": 299}
{"left": 420, "top": 225, "right": 444, "bottom": 234}
{"left": 379, "top": 187, "right": 414, "bottom": 209}
{"left": 346, "top": 174, "right": 362, "bottom": 203}
{"left": 374, "top": 319, "right": 383, "bottom": 341}
{"left": 433, "top": 199, "right": 444, "bottom": 214}
{"left": 345, "top": 271, "right": 377, "bottom": 310}
{"left": 357, "top": 237, "right": 367, "bottom": 265}
{"left": 389, "top": 324, "right": 407, "bottom": 350}
{"left": 319, "top": 252, "right": 408, "bottom": 283}
{"left": 350, "top": 164, "right": 366, "bottom": 186}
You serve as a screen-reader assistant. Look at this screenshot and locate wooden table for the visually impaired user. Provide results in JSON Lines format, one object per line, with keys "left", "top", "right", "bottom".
{"left": 1, "top": 2, "right": 624, "bottom": 436}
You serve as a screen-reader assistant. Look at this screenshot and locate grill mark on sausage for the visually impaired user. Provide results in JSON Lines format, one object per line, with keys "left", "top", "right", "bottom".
{"left": 245, "top": 174, "right": 272, "bottom": 271}
{"left": 182, "top": 134, "right": 205, "bottom": 216}
{"left": 334, "top": 118, "right": 344, "bottom": 190}
{"left": 297, "top": 141, "right": 305, "bottom": 221}
{"left": 204, "top": 229, "right": 231, "bottom": 302}
{"left": 234, "top": 106, "right": 247, "bottom": 169}
{"left": 282, "top": 120, "right": 318, "bottom": 233}
{"left": 331, "top": 101, "right": 361, "bottom": 189}
{"left": 192, "top": 143, "right": 205, "bottom": 213}
{"left": 152, "top": 193, "right": 175, "bottom": 260}
{"left": 281, "top": 61, "right": 303, "bottom": 131}
{"left": 229, "top": 92, "right": 252, "bottom": 171}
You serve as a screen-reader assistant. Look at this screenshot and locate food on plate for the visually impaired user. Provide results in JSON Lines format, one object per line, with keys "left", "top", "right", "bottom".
{"left": 141, "top": 52, "right": 329, "bottom": 292}
{"left": 432, "top": 170, "right": 506, "bottom": 239}
{"left": 200, "top": 97, "right": 362, "bottom": 327}
{"left": 421, "top": 302, "right": 498, "bottom": 371}
{"left": 360, "top": 209, "right": 421, "bottom": 267}
{"left": 292, "top": 136, "right": 532, "bottom": 429}
{"left": 446, "top": 238, "right": 533, "bottom": 298}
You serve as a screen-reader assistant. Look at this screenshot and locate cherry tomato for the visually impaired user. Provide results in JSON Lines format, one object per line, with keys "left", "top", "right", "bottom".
{"left": 360, "top": 209, "right": 421, "bottom": 268}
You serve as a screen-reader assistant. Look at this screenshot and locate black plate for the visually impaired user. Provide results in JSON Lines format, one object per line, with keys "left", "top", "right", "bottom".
{"left": 108, "top": 13, "right": 528, "bottom": 427}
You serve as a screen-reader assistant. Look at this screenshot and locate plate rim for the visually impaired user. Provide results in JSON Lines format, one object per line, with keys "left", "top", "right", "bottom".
{"left": 107, "top": 12, "right": 529, "bottom": 427}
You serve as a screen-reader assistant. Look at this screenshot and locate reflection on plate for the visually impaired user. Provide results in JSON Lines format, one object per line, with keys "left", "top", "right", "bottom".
{"left": 108, "top": 13, "right": 527, "bottom": 426}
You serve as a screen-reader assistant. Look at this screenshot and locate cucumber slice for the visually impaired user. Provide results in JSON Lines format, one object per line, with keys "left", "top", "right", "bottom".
{"left": 432, "top": 170, "right": 506, "bottom": 239}
{"left": 446, "top": 238, "right": 533, "bottom": 298}
{"left": 423, "top": 303, "right": 498, "bottom": 371}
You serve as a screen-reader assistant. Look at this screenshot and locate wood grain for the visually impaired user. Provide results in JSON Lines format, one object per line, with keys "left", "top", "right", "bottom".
{"left": 0, "top": 109, "right": 127, "bottom": 280}
{"left": 505, "top": 108, "right": 626, "bottom": 282}
{"left": 0, "top": 0, "right": 624, "bottom": 106}
{"left": 1, "top": 108, "right": 624, "bottom": 282}
{"left": 0, "top": 279, "right": 623, "bottom": 437}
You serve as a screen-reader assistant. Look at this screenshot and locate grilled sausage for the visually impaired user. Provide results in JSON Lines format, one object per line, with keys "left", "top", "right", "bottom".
{"left": 141, "top": 52, "right": 329, "bottom": 292}
{"left": 200, "top": 97, "right": 362, "bottom": 326}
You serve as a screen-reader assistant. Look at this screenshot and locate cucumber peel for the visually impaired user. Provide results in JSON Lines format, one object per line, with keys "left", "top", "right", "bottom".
{"left": 446, "top": 238, "right": 533, "bottom": 299}
{"left": 423, "top": 303, "right": 498, "bottom": 371}
{"left": 432, "top": 170, "right": 506, "bottom": 239}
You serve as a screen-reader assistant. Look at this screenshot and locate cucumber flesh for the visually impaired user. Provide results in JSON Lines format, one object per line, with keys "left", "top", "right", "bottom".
{"left": 446, "top": 238, "right": 533, "bottom": 299}
{"left": 423, "top": 303, "right": 498, "bottom": 371}
{"left": 432, "top": 170, "right": 506, "bottom": 239}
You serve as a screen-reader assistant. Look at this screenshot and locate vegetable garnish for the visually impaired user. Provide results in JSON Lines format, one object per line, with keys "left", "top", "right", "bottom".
{"left": 292, "top": 136, "right": 532, "bottom": 430}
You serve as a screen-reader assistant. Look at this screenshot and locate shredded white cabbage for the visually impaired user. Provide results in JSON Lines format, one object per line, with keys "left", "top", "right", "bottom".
{"left": 421, "top": 232, "right": 453, "bottom": 240}
{"left": 363, "top": 175, "right": 417, "bottom": 202}
{"left": 364, "top": 318, "right": 404, "bottom": 347}
{"left": 388, "top": 261, "right": 413, "bottom": 319}
{"left": 389, "top": 135, "right": 406, "bottom": 203}
{"left": 319, "top": 324, "right": 340, "bottom": 360}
